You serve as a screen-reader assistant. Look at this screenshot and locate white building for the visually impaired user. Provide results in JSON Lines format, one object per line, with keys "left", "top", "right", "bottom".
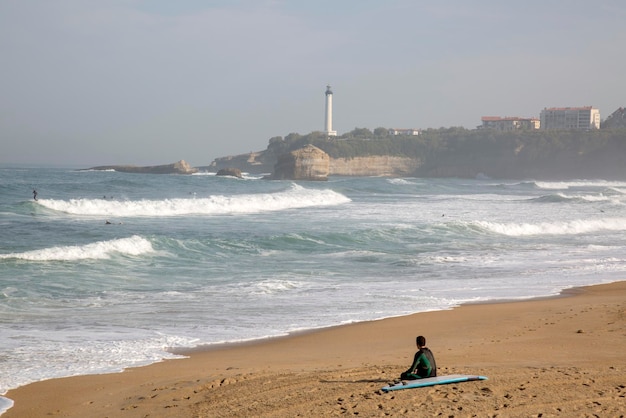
{"left": 540, "top": 106, "right": 600, "bottom": 130}
{"left": 480, "top": 116, "right": 540, "bottom": 131}
{"left": 324, "top": 85, "right": 337, "bottom": 137}
{"left": 388, "top": 128, "right": 420, "bottom": 136}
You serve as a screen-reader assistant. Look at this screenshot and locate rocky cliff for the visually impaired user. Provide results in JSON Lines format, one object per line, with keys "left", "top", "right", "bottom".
{"left": 330, "top": 156, "right": 421, "bottom": 177}
{"left": 86, "top": 160, "right": 198, "bottom": 174}
{"left": 271, "top": 145, "right": 330, "bottom": 181}
{"left": 207, "top": 152, "right": 422, "bottom": 178}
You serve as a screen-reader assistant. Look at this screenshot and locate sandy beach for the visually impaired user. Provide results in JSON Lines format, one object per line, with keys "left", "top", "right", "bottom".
{"left": 4, "top": 281, "right": 625, "bottom": 417}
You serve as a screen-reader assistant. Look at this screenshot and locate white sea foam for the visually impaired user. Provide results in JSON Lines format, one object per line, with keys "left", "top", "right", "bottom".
{"left": 37, "top": 184, "right": 351, "bottom": 217}
{"left": 191, "top": 171, "right": 261, "bottom": 179}
{"left": 0, "top": 398, "right": 13, "bottom": 416}
{"left": 0, "top": 332, "right": 193, "bottom": 397}
{"left": 0, "top": 236, "right": 153, "bottom": 261}
{"left": 534, "top": 180, "right": 626, "bottom": 190}
{"left": 540, "top": 192, "right": 621, "bottom": 203}
{"left": 387, "top": 178, "right": 413, "bottom": 185}
{"left": 474, "top": 218, "right": 626, "bottom": 236}
{"left": 253, "top": 279, "right": 303, "bottom": 294}
{"left": 191, "top": 171, "right": 216, "bottom": 176}
{"left": 428, "top": 255, "right": 470, "bottom": 263}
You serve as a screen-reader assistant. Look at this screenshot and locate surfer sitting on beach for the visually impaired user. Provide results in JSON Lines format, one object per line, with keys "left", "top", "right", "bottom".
{"left": 400, "top": 335, "right": 437, "bottom": 380}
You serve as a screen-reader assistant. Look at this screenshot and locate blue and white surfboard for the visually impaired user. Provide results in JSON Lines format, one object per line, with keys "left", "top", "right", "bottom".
{"left": 382, "top": 374, "right": 488, "bottom": 392}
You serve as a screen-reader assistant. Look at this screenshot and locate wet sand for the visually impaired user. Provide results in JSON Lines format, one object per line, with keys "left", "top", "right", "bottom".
{"left": 5, "top": 281, "right": 626, "bottom": 417}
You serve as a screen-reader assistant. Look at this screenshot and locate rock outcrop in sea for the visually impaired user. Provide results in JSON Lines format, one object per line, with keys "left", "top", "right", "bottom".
{"left": 201, "top": 151, "right": 275, "bottom": 175}
{"left": 216, "top": 168, "right": 243, "bottom": 178}
{"left": 271, "top": 145, "right": 330, "bottom": 181}
{"left": 85, "top": 160, "right": 198, "bottom": 175}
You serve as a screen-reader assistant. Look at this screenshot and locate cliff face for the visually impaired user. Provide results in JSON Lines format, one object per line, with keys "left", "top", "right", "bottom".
{"left": 268, "top": 147, "right": 420, "bottom": 180}
{"left": 206, "top": 152, "right": 422, "bottom": 178}
{"left": 330, "top": 156, "right": 421, "bottom": 177}
{"left": 272, "top": 145, "right": 330, "bottom": 181}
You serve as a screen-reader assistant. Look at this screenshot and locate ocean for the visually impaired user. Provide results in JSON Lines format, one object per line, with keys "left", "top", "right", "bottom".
{"left": 2, "top": 166, "right": 626, "bottom": 412}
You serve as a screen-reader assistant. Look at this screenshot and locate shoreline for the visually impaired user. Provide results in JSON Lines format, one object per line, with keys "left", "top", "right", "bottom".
{"left": 173, "top": 283, "right": 580, "bottom": 356}
{"left": 4, "top": 280, "right": 626, "bottom": 417}
{"left": 0, "top": 283, "right": 578, "bottom": 397}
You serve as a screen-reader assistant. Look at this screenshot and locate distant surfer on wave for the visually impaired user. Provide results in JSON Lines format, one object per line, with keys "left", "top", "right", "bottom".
{"left": 33, "top": 189, "right": 38, "bottom": 201}
{"left": 399, "top": 335, "right": 437, "bottom": 381}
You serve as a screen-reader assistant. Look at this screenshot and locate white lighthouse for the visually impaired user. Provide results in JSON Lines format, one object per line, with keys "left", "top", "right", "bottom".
{"left": 324, "top": 85, "right": 337, "bottom": 137}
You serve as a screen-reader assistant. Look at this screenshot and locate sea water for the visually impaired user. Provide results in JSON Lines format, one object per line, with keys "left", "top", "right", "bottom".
{"left": 2, "top": 167, "right": 626, "bottom": 412}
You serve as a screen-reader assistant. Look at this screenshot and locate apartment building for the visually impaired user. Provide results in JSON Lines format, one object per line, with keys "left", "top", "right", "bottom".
{"left": 480, "top": 116, "right": 540, "bottom": 131}
{"left": 388, "top": 128, "right": 420, "bottom": 136}
{"left": 540, "top": 106, "right": 600, "bottom": 130}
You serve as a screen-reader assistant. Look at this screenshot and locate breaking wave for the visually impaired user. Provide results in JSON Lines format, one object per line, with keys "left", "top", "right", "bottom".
{"left": 0, "top": 236, "right": 153, "bottom": 261}
{"left": 533, "top": 180, "right": 626, "bottom": 190}
{"left": 472, "top": 218, "right": 626, "bottom": 236}
{"left": 532, "top": 193, "right": 622, "bottom": 203}
{"left": 36, "top": 184, "right": 351, "bottom": 217}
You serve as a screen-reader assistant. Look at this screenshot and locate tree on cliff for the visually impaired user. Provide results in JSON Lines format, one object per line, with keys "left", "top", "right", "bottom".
{"left": 374, "top": 127, "right": 389, "bottom": 137}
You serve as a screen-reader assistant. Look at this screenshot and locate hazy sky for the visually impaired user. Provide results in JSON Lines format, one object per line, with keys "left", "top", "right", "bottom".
{"left": 2, "top": 0, "right": 625, "bottom": 166}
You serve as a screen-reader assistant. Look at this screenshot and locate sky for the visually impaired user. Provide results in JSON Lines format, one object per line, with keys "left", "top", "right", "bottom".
{"left": 1, "top": 0, "right": 625, "bottom": 167}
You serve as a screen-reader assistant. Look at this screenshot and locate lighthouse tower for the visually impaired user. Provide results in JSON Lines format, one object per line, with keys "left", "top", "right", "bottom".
{"left": 324, "top": 85, "right": 337, "bottom": 137}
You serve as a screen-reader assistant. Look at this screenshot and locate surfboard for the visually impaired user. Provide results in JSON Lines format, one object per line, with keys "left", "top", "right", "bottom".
{"left": 381, "top": 374, "right": 488, "bottom": 392}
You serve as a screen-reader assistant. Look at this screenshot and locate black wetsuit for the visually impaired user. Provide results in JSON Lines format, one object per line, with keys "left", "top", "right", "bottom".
{"left": 400, "top": 347, "right": 437, "bottom": 380}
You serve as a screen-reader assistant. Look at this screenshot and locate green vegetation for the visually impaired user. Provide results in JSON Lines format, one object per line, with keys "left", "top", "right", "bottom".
{"left": 264, "top": 127, "right": 626, "bottom": 179}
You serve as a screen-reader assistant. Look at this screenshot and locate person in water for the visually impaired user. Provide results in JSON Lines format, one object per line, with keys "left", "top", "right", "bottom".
{"left": 33, "top": 189, "right": 38, "bottom": 201}
{"left": 400, "top": 335, "right": 437, "bottom": 380}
